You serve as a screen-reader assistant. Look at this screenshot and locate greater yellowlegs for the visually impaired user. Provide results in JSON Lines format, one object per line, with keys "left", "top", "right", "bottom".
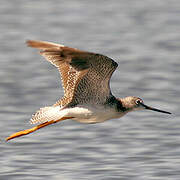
{"left": 6, "top": 40, "right": 171, "bottom": 141}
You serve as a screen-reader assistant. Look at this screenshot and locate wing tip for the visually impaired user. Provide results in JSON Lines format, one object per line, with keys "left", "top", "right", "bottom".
{"left": 26, "top": 40, "right": 39, "bottom": 48}
{"left": 26, "top": 40, "right": 65, "bottom": 50}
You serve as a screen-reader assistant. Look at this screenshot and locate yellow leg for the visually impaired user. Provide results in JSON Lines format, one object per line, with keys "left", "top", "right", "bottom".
{"left": 6, "top": 117, "right": 73, "bottom": 141}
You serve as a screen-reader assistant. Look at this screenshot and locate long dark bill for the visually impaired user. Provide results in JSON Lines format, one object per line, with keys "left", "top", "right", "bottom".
{"left": 140, "top": 103, "right": 171, "bottom": 114}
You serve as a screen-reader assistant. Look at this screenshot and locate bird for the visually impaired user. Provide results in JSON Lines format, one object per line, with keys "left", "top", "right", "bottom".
{"left": 6, "top": 40, "right": 171, "bottom": 141}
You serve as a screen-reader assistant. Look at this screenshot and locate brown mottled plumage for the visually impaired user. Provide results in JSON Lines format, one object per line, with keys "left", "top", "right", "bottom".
{"left": 6, "top": 40, "right": 171, "bottom": 141}
{"left": 27, "top": 40, "right": 118, "bottom": 124}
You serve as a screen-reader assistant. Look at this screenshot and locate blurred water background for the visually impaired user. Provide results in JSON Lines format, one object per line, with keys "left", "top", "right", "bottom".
{"left": 0, "top": 0, "right": 180, "bottom": 179}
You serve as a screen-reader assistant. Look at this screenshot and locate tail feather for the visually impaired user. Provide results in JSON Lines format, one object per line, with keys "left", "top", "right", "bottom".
{"left": 30, "top": 106, "right": 63, "bottom": 124}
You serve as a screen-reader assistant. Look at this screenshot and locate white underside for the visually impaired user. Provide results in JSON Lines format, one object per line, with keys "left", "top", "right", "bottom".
{"left": 31, "top": 105, "right": 126, "bottom": 124}
{"left": 68, "top": 105, "right": 123, "bottom": 123}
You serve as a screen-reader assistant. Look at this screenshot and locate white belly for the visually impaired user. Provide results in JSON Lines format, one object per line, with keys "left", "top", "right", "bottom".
{"left": 61, "top": 105, "right": 125, "bottom": 124}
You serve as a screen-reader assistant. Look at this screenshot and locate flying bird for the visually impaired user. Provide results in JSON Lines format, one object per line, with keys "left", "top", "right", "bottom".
{"left": 6, "top": 40, "right": 171, "bottom": 141}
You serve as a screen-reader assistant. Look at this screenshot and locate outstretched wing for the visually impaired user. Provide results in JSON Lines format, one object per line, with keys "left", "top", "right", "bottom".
{"left": 27, "top": 40, "right": 118, "bottom": 107}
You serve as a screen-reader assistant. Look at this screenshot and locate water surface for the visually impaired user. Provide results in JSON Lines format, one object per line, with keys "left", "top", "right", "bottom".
{"left": 0, "top": 0, "right": 180, "bottom": 179}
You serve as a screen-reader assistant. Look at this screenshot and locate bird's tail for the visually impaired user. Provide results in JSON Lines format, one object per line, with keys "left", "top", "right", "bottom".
{"left": 30, "top": 106, "right": 63, "bottom": 124}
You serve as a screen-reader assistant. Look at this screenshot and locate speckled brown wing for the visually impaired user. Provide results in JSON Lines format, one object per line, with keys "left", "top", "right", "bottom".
{"left": 26, "top": 40, "right": 118, "bottom": 107}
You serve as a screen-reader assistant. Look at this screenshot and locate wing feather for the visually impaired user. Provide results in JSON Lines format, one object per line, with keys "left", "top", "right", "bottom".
{"left": 26, "top": 40, "right": 118, "bottom": 107}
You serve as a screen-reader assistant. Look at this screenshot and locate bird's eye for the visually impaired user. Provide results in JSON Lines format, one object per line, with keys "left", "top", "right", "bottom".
{"left": 135, "top": 99, "right": 142, "bottom": 105}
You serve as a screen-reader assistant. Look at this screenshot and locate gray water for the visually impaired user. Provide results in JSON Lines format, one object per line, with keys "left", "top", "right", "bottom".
{"left": 0, "top": 0, "right": 180, "bottom": 179}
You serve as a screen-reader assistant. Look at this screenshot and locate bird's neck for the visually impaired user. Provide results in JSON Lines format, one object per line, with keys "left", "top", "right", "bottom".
{"left": 119, "top": 97, "right": 134, "bottom": 112}
{"left": 116, "top": 98, "right": 128, "bottom": 112}
{"left": 106, "top": 96, "right": 127, "bottom": 112}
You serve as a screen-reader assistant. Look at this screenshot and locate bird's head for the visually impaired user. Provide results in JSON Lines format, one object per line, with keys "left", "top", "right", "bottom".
{"left": 121, "top": 96, "right": 171, "bottom": 114}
